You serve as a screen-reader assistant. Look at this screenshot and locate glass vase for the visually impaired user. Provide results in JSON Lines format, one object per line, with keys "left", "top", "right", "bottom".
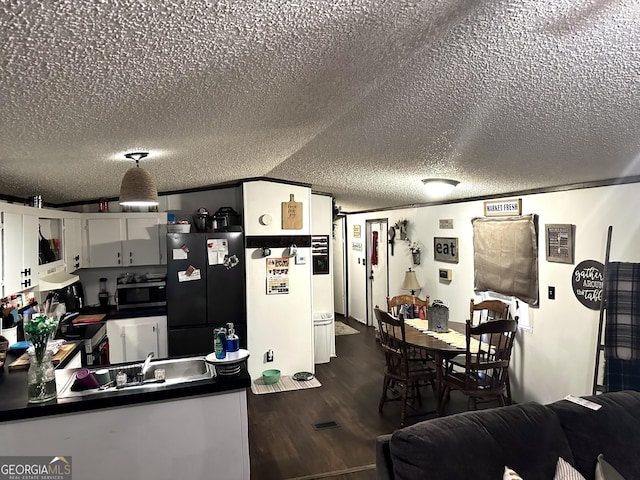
{"left": 27, "top": 346, "right": 57, "bottom": 403}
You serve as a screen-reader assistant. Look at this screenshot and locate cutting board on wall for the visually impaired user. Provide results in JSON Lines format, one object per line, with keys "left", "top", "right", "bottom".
{"left": 281, "top": 194, "right": 303, "bottom": 230}
{"left": 8, "top": 342, "right": 78, "bottom": 371}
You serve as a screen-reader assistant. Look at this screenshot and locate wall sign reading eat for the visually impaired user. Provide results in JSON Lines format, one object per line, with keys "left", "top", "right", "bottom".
{"left": 434, "top": 237, "right": 458, "bottom": 263}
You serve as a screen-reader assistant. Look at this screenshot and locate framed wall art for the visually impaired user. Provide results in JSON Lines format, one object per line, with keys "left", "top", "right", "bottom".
{"left": 545, "top": 224, "right": 575, "bottom": 264}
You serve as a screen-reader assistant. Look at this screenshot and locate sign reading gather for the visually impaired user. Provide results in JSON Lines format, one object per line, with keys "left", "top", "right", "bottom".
{"left": 571, "top": 260, "right": 604, "bottom": 310}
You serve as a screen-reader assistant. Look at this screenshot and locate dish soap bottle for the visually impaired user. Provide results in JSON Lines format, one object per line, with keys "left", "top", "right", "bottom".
{"left": 226, "top": 323, "right": 239, "bottom": 352}
{"left": 214, "top": 327, "right": 227, "bottom": 359}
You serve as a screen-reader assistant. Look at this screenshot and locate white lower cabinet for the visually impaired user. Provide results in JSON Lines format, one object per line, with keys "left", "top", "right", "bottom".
{"left": 62, "top": 351, "right": 83, "bottom": 369}
{"left": 107, "top": 315, "right": 168, "bottom": 364}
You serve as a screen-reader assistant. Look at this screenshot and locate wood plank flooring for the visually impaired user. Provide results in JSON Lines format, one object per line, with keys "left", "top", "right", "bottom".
{"left": 247, "top": 316, "right": 472, "bottom": 480}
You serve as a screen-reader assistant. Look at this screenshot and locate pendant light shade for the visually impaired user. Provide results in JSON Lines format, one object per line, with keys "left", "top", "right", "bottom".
{"left": 119, "top": 152, "right": 159, "bottom": 206}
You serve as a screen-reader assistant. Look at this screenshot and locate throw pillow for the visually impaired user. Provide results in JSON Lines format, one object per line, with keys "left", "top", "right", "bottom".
{"left": 595, "top": 454, "right": 626, "bottom": 480}
{"left": 503, "top": 466, "right": 523, "bottom": 480}
{"left": 554, "top": 457, "right": 586, "bottom": 480}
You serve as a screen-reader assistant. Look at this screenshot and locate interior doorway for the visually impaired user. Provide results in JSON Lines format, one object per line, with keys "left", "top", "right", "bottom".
{"left": 365, "top": 219, "right": 389, "bottom": 328}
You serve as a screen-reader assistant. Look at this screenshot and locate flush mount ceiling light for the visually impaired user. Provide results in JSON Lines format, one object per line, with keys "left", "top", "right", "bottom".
{"left": 421, "top": 178, "right": 460, "bottom": 197}
{"left": 119, "top": 152, "right": 159, "bottom": 206}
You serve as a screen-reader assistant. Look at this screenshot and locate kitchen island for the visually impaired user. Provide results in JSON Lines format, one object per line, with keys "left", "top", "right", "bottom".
{"left": 0, "top": 355, "right": 251, "bottom": 480}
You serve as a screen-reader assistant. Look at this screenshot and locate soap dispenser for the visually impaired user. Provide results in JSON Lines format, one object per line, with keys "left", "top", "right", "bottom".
{"left": 226, "top": 322, "right": 239, "bottom": 352}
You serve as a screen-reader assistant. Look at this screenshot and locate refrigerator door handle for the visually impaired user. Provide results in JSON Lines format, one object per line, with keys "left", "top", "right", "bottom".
{"left": 154, "top": 323, "right": 159, "bottom": 357}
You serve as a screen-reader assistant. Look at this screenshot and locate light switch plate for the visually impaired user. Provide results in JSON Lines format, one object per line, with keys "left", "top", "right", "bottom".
{"left": 295, "top": 255, "right": 306, "bottom": 265}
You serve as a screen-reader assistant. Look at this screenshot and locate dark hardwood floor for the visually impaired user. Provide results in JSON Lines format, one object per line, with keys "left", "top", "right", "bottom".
{"left": 247, "top": 315, "right": 473, "bottom": 480}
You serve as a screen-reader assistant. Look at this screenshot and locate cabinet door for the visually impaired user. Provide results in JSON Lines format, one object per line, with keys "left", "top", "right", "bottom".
{"left": 124, "top": 217, "right": 160, "bottom": 266}
{"left": 124, "top": 321, "right": 160, "bottom": 362}
{"left": 22, "top": 215, "right": 39, "bottom": 289}
{"left": 3, "top": 212, "right": 24, "bottom": 295}
{"left": 86, "top": 218, "right": 123, "bottom": 268}
{"left": 2, "top": 213, "right": 38, "bottom": 295}
{"left": 106, "top": 320, "right": 126, "bottom": 364}
{"left": 63, "top": 217, "right": 82, "bottom": 272}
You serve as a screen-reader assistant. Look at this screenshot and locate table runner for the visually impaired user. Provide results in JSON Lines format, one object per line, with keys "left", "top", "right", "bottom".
{"left": 405, "top": 319, "right": 490, "bottom": 354}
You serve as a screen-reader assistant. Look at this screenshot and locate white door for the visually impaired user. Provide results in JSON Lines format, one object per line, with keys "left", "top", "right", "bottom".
{"left": 366, "top": 220, "right": 388, "bottom": 328}
{"left": 332, "top": 217, "right": 346, "bottom": 316}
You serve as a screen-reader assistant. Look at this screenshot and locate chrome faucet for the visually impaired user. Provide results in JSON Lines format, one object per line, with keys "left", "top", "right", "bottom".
{"left": 141, "top": 352, "right": 154, "bottom": 378}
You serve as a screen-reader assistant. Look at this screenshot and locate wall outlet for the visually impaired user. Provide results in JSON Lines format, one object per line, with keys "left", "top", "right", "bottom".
{"left": 266, "top": 349, "right": 274, "bottom": 362}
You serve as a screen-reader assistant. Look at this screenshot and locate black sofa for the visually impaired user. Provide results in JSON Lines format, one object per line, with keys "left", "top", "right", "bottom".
{"left": 376, "top": 391, "right": 640, "bottom": 480}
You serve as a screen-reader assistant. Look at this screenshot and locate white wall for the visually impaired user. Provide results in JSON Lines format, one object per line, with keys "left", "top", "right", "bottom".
{"left": 243, "top": 181, "right": 314, "bottom": 379}
{"left": 311, "top": 195, "right": 334, "bottom": 315}
{"left": 64, "top": 187, "right": 241, "bottom": 220}
{"left": 346, "top": 183, "right": 640, "bottom": 404}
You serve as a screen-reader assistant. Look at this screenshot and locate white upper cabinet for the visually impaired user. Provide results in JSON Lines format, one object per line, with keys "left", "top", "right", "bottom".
{"left": 2, "top": 212, "right": 39, "bottom": 296}
{"left": 124, "top": 217, "right": 161, "bottom": 266}
{"left": 82, "top": 213, "right": 164, "bottom": 268}
{"left": 63, "top": 216, "right": 82, "bottom": 272}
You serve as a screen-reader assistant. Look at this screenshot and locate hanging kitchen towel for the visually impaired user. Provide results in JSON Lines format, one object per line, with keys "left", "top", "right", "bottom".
{"left": 605, "top": 262, "right": 640, "bottom": 361}
{"left": 371, "top": 231, "right": 378, "bottom": 265}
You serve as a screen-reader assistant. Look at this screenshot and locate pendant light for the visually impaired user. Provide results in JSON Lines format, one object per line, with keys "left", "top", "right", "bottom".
{"left": 119, "top": 152, "right": 159, "bottom": 206}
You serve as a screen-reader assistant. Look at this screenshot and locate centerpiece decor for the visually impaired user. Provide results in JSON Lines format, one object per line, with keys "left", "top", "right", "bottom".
{"left": 24, "top": 315, "right": 59, "bottom": 403}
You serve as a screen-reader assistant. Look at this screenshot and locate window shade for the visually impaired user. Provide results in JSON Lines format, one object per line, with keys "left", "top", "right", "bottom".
{"left": 472, "top": 214, "right": 539, "bottom": 306}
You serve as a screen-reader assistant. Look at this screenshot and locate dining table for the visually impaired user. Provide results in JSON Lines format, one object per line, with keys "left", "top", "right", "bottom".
{"left": 402, "top": 320, "right": 468, "bottom": 415}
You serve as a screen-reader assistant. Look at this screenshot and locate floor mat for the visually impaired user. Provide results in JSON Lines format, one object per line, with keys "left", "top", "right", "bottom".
{"left": 334, "top": 321, "right": 360, "bottom": 336}
{"left": 251, "top": 375, "right": 322, "bottom": 395}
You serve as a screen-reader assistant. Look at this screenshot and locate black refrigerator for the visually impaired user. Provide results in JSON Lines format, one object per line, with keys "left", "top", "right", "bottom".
{"left": 166, "top": 232, "right": 246, "bottom": 357}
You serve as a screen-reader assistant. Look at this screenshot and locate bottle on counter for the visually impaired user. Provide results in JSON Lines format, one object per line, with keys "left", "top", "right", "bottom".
{"left": 226, "top": 323, "right": 239, "bottom": 352}
{"left": 213, "top": 328, "right": 227, "bottom": 359}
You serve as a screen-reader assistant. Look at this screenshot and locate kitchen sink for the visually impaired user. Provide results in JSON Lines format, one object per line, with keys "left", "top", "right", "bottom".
{"left": 57, "top": 357, "right": 215, "bottom": 399}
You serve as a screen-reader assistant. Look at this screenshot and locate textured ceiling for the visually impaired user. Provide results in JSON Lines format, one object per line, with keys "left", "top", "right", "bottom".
{"left": 1, "top": 0, "right": 639, "bottom": 212}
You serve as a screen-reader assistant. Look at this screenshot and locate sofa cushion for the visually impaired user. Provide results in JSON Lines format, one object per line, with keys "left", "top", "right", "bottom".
{"left": 389, "top": 402, "right": 573, "bottom": 480}
{"left": 547, "top": 391, "right": 640, "bottom": 480}
{"left": 554, "top": 457, "right": 586, "bottom": 480}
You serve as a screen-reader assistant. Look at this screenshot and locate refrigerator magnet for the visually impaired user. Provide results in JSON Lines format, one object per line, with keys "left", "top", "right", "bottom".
{"left": 178, "top": 267, "right": 201, "bottom": 282}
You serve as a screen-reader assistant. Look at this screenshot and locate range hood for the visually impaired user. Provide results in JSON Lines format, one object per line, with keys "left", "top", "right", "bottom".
{"left": 37, "top": 265, "right": 79, "bottom": 291}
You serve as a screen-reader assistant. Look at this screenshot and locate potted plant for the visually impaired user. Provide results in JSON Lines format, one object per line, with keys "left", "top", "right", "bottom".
{"left": 409, "top": 242, "right": 421, "bottom": 265}
{"left": 395, "top": 219, "right": 408, "bottom": 240}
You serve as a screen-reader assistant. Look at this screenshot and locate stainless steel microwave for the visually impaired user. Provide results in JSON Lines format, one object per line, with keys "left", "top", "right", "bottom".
{"left": 116, "top": 281, "right": 167, "bottom": 310}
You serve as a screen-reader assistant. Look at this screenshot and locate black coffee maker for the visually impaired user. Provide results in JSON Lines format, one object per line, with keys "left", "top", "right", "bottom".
{"left": 57, "top": 281, "right": 85, "bottom": 312}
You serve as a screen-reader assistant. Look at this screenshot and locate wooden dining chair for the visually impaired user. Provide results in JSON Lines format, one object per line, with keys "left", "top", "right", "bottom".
{"left": 386, "top": 295, "right": 431, "bottom": 361}
{"left": 440, "top": 318, "right": 517, "bottom": 412}
{"left": 470, "top": 298, "right": 515, "bottom": 404}
{"left": 374, "top": 307, "right": 436, "bottom": 427}
{"left": 469, "top": 298, "right": 510, "bottom": 325}
{"left": 387, "top": 294, "right": 429, "bottom": 320}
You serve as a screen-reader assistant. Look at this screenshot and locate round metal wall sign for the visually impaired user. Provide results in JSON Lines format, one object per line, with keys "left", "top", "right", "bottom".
{"left": 571, "top": 260, "right": 605, "bottom": 310}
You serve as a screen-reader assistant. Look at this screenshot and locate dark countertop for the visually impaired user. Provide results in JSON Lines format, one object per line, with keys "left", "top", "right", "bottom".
{"left": 0, "top": 341, "right": 82, "bottom": 415}
{"left": 80, "top": 305, "right": 167, "bottom": 319}
{"left": 0, "top": 353, "right": 250, "bottom": 423}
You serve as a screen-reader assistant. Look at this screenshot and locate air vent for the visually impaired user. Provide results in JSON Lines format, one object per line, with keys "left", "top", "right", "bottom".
{"left": 313, "top": 420, "right": 339, "bottom": 431}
